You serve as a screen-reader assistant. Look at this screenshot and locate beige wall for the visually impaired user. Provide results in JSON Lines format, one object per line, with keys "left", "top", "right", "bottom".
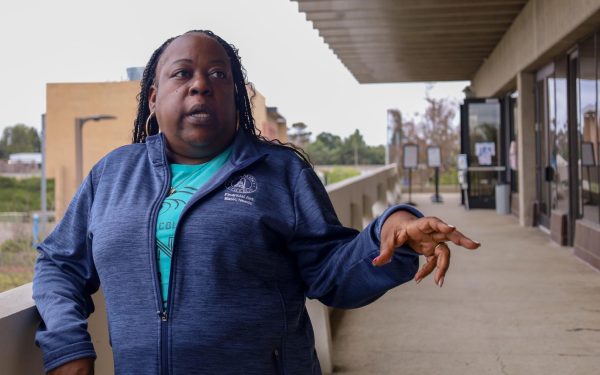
{"left": 46, "top": 82, "right": 139, "bottom": 218}
{"left": 251, "top": 92, "right": 289, "bottom": 143}
{"left": 472, "top": 0, "right": 600, "bottom": 96}
{"left": 47, "top": 82, "right": 279, "bottom": 219}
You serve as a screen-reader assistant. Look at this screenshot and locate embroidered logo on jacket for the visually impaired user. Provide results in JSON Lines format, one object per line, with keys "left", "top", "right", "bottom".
{"left": 226, "top": 174, "right": 257, "bottom": 194}
{"left": 224, "top": 174, "right": 257, "bottom": 205}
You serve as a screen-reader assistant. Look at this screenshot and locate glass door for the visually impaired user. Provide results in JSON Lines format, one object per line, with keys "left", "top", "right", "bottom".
{"left": 461, "top": 98, "right": 503, "bottom": 208}
{"left": 535, "top": 68, "right": 554, "bottom": 228}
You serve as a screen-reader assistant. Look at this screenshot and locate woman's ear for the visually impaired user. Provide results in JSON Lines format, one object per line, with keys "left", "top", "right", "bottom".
{"left": 148, "top": 84, "right": 157, "bottom": 112}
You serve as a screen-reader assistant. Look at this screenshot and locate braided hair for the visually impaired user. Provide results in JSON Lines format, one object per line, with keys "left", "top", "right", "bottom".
{"left": 132, "top": 30, "right": 311, "bottom": 165}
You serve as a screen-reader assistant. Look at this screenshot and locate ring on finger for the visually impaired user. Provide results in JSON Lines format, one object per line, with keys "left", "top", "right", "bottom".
{"left": 434, "top": 242, "right": 448, "bottom": 252}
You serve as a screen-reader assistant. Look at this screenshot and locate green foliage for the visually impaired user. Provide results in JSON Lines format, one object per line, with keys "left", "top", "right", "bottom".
{"left": 0, "top": 238, "right": 31, "bottom": 254}
{"left": 0, "top": 272, "right": 34, "bottom": 293}
{"left": 439, "top": 167, "right": 458, "bottom": 186}
{"left": 325, "top": 167, "right": 360, "bottom": 184}
{"left": 305, "top": 132, "right": 343, "bottom": 165}
{"left": 0, "top": 237, "right": 36, "bottom": 292}
{"left": 0, "top": 124, "right": 40, "bottom": 159}
{"left": 305, "top": 129, "right": 385, "bottom": 165}
{"left": 0, "top": 177, "right": 54, "bottom": 212}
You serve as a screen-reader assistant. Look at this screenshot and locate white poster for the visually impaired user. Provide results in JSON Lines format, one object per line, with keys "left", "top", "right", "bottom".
{"left": 475, "top": 142, "right": 496, "bottom": 166}
{"left": 457, "top": 154, "right": 468, "bottom": 171}
{"left": 427, "top": 146, "right": 441, "bottom": 168}
{"left": 582, "top": 142, "right": 595, "bottom": 166}
{"left": 403, "top": 144, "right": 418, "bottom": 169}
{"left": 509, "top": 140, "right": 518, "bottom": 170}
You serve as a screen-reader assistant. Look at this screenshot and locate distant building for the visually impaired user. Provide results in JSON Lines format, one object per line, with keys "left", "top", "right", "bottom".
{"left": 8, "top": 152, "right": 42, "bottom": 166}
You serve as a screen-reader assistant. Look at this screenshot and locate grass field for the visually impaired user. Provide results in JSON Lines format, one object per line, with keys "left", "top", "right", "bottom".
{"left": 0, "top": 177, "right": 54, "bottom": 212}
{"left": 0, "top": 237, "right": 36, "bottom": 292}
{"left": 0, "top": 176, "right": 53, "bottom": 292}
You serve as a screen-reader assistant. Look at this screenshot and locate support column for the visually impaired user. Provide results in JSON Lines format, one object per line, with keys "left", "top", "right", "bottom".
{"left": 517, "top": 71, "right": 536, "bottom": 226}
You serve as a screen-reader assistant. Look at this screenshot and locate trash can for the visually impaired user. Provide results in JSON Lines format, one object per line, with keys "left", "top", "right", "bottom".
{"left": 495, "top": 184, "right": 510, "bottom": 215}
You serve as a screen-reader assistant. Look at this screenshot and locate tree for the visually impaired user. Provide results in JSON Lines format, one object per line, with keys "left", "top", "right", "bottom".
{"left": 288, "top": 122, "right": 312, "bottom": 148}
{"left": 392, "top": 95, "right": 459, "bottom": 189}
{"left": 305, "top": 132, "right": 342, "bottom": 165}
{"left": 305, "top": 129, "right": 385, "bottom": 165}
{"left": 0, "top": 124, "right": 41, "bottom": 159}
{"left": 339, "top": 130, "right": 385, "bottom": 165}
{"left": 418, "top": 96, "right": 459, "bottom": 173}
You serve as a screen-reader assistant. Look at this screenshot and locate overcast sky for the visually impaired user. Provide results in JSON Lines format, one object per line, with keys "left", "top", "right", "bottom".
{"left": 0, "top": 0, "right": 468, "bottom": 145}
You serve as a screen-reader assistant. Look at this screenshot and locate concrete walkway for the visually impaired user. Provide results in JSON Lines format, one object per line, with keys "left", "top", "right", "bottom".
{"left": 331, "top": 193, "right": 600, "bottom": 374}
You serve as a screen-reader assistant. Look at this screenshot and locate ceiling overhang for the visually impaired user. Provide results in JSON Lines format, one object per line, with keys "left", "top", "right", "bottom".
{"left": 293, "top": 0, "right": 528, "bottom": 83}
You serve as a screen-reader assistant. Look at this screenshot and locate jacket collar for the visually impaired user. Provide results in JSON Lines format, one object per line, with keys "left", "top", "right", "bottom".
{"left": 145, "top": 130, "right": 268, "bottom": 168}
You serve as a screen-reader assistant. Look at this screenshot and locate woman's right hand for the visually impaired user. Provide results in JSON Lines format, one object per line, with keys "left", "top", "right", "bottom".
{"left": 48, "top": 358, "right": 94, "bottom": 375}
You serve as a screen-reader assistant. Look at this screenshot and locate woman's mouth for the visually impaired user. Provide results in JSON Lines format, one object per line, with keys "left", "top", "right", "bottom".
{"left": 186, "top": 105, "right": 213, "bottom": 124}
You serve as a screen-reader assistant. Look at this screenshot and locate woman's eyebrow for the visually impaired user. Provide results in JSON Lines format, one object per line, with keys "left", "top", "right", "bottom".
{"left": 169, "top": 58, "right": 193, "bottom": 66}
{"left": 168, "top": 58, "right": 227, "bottom": 66}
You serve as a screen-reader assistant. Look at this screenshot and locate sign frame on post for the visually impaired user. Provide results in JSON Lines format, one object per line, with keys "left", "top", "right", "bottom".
{"left": 402, "top": 144, "right": 418, "bottom": 206}
{"left": 582, "top": 142, "right": 595, "bottom": 167}
{"left": 427, "top": 146, "right": 443, "bottom": 203}
{"left": 427, "top": 146, "right": 441, "bottom": 168}
{"left": 403, "top": 144, "right": 419, "bottom": 169}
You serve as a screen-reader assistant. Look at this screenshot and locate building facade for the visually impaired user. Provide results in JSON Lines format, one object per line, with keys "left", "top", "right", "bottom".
{"left": 295, "top": 0, "right": 600, "bottom": 270}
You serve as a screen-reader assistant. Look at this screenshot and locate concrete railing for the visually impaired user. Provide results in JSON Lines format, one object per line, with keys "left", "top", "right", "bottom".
{"left": 0, "top": 164, "right": 401, "bottom": 375}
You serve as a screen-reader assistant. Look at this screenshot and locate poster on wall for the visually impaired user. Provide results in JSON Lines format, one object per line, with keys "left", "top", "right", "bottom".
{"left": 509, "top": 140, "right": 518, "bottom": 170}
{"left": 427, "top": 146, "right": 441, "bottom": 168}
{"left": 475, "top": 142, "right": 496, "bottom": 166}
{"left": 582, "top": 142, "right": 595, "bottom": 166}
{"left": 403, "top": 144, "right": 418, "bottom": 169}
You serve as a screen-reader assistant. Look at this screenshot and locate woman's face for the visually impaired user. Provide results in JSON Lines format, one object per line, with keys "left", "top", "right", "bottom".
{"left": 149, "top": 33, "right": 237, "bottom": 162}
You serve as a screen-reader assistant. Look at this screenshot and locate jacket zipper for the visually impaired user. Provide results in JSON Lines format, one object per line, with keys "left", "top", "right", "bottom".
{"left": 273, "top": 348, "right": 283, "bottom": 375}
{"left": 152, "top": 145, "right": 266, "bottom": 375}
{"left": 148, "top": 146, "right": 172, "bottom": 375}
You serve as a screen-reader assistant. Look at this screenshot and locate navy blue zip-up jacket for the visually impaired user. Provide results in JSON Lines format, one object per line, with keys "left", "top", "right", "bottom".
{"left": 33, "top": 130, "right": 421, "bottom": 374}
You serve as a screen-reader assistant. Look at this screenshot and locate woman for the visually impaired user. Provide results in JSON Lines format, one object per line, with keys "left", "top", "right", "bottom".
{"left": 33, "top": 30, "right": 479, "bottom": 375}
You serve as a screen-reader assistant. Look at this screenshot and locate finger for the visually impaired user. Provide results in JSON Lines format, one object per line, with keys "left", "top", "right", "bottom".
{"left": 414, "top": 256, "right": 437, "bottom": 283}
{"left": 415, "top": 217, "right": 456, "bottom": 235}
{"left": 374, "top": 227, "right": 409, "bottom": 266}
{"left": 434, "top": 244, "right": 451, "bottom": 287}
{"left": 415, "top": 217, "right": 441, "bottom": 234}
{"left": 444, "top": 229, "right": 481, "bottom": 250}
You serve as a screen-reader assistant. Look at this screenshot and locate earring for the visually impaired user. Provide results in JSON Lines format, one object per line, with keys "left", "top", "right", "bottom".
{"left": 145, "top": 111, "right": 155, "bottom": 136}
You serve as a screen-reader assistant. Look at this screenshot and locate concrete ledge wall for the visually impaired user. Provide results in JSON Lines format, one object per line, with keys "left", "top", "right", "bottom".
{"left": 574, "top": 219, "right": 600, "bottom": 270}
{"left": 472, "top": 0, "right": 600, "bottom": 96}
{"left": 0, "top": 164, "right": 401, "bottom": 375}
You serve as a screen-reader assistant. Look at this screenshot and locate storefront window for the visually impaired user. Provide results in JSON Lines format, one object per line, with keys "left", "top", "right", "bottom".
{"left": 547, "top": 75, "right": 558, "bottom": 211}
{"left": 511, "top": 92, "right": 519, "bottom": 193}
{"left": 555, "top": 58, "right": 570, "bottom": 213}
{"left": 579, "top": 35, "right": 598, "bottom": 223}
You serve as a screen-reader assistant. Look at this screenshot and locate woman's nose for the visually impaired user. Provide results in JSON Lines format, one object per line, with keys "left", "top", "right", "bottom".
{"left": 189, "top": 74, "right": 212, "bottom": 96}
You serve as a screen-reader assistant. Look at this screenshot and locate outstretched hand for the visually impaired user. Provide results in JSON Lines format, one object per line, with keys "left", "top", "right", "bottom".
{"left": 375, "top": 210, "right": 480, "bottom": 287}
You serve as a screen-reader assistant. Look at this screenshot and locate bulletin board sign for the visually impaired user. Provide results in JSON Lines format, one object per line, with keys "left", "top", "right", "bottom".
{"left": 457, "top": 154, "right": 468, "bottom": 171}
{"left": 427, "top": 146, "right": 441, "bottom": 168}
{"left": 403, "top": 144, "right": 418, "bottom": 169}
{"left": 582, "top": 142, "right": 595, "bottom": 166}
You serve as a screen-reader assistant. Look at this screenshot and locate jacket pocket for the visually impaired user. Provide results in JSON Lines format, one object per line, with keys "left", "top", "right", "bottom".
{"left": 272, "top": 348, "right": 283, "bottom": 375}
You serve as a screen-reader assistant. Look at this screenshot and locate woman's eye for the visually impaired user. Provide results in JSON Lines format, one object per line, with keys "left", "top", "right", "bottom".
{"left": 209, "top": 71, "right": 226, "bottom": 79}
{"left": 173, "top": 70, "right": 191, "bottom": 78}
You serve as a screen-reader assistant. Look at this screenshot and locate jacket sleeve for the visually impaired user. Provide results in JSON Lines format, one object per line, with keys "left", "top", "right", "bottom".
{"left": 288, "top": 167, "right": 422, "bottom": 309}
{"left": 32, "top": 172, "right": 100, "bottom": 372}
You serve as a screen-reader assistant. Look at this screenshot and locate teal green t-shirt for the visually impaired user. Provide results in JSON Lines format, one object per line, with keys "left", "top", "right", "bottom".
{"left": 156, "top": 146, "right": 233, "bottom": 307}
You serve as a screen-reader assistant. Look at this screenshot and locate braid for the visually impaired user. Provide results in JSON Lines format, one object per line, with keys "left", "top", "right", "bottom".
{"left": 132, "top": 30, "right": 312, "bottom": 166}
{"left": 132, "top": 36, "right": 176, "bottom": 143}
